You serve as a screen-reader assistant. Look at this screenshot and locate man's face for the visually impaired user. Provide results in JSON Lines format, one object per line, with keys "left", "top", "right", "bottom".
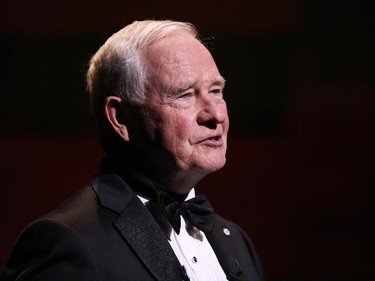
{"left": 131, "top": 33, "right": 229, "bottom": 183}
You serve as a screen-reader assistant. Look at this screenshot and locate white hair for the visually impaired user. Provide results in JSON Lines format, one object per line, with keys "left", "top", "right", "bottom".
{"left": 86, "top": 20, "right": 198, "bottom": 113}
{"left": 85, "top": 20, "right": 199, "bottom": 153}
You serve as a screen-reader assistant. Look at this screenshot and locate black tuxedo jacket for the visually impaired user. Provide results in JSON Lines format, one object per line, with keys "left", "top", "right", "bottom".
{"left": 1, "top": 173, "right": 264, "bottom": 281}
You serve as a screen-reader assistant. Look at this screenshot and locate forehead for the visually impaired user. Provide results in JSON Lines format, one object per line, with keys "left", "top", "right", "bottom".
{"left": 144, "top": 32, "right": 207, "bottom": 62}
{"left": 142, "top": 33, "right": 221, "bottom": 91}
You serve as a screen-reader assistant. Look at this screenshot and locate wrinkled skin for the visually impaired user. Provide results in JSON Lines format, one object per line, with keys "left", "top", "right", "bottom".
{"left": 126, "top": 32, "right": 229, "bottom": 193}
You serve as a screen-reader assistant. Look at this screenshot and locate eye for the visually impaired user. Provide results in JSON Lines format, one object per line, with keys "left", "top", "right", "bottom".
{"left": 178, "top": 92, "right": 193, "bottom": 99}
{"left": 210, "top": 87, "right": 223, "bottom": 96}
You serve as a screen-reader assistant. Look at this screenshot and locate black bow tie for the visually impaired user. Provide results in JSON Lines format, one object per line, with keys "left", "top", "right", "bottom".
{"left": 130, "top": 180, "right": 215, "bottom": 235}
{"left": 157, "top": 192, "right": 215, "bottom": 235}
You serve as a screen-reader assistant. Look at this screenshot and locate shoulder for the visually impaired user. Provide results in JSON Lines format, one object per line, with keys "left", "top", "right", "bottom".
{"left": 1, "top": 218, "right": 101, "bottom": 281}
{"left": 1, "top": 174, "right": 147, "bottom": 281}
{"left": 44, "top": 174, "right": 135, "bottom": 230}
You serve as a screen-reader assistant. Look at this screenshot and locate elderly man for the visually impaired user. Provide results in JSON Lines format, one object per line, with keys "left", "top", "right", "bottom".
{"left": 1, "top": 20, "right": 263, "bottom": 281}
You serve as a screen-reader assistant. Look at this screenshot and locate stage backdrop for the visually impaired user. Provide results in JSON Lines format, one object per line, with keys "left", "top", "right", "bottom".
{"left": 1, "top": 1, "right": 374, "bottom": 280}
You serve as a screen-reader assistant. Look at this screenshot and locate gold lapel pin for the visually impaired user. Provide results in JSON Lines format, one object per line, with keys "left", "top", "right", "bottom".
{"left": 223, "top": 228, "right": 230, "bottom": 236}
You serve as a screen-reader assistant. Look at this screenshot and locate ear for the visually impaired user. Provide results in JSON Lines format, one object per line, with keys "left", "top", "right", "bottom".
{"left": 104, "top": 96, "right": 130, "bottom": 142}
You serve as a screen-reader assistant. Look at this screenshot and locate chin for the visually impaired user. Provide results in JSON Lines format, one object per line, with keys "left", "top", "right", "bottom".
{"left": 199, "top": 158, "right": 226, "bottom": 173}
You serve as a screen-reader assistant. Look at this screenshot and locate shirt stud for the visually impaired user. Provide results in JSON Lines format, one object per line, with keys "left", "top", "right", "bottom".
{"left": 192, "top": 256, "right": 198, "bottom": 263}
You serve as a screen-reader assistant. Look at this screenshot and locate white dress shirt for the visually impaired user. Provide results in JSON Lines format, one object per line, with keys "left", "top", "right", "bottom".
{"left": 138, "top": 189, "right": 227, "bottom": 280}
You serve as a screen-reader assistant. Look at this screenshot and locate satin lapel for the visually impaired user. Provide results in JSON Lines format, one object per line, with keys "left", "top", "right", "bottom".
{"left": 114, "top": 195, "right": 183, "bottom": 281}
{"left": 205, "top": 218, "right": 245, "bottom": 281}
{"left": 92, "top": 174, "right": 183, "bottom": 281}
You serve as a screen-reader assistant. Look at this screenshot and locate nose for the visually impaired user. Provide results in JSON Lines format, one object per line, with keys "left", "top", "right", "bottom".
{"left": 197, "top": 95, "right": 227, "bottom": 128}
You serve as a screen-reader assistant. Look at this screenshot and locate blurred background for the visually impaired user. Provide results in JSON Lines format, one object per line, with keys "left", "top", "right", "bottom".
{"left": 1, "top": 1, "right": 374, "bottom": 280}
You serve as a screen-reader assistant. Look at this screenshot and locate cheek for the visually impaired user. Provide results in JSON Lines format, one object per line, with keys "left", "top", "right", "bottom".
{"left": 173, "top": 117, "right": 192, "bottom": 140}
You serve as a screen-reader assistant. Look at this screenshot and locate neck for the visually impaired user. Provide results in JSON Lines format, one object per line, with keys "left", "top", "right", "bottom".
{"left": 102, "top": 154, "right": 208, "bottom": 195}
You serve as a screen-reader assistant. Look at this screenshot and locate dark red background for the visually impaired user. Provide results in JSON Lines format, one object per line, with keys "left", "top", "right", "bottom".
{"left": 1, "top": 1, "right": 374, "bottom": 280}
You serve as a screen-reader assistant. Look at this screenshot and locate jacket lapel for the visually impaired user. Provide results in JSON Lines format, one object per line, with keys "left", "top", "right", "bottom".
{"left": 91, "top": 174, "right": 183, "bottom": 281}
{"left": 205, "top": 218, "right": 245, "bottom": 281}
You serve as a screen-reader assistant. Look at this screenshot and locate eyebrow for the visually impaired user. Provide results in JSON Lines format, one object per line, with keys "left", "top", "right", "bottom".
{"left": 213, "top": 76, "right": 226, "bottom": 87}
{"left": 175, "top": 82, "right": 196, "bottom": 94}
{"left": 169, "top": 76, "right": 226, "bottom": 96}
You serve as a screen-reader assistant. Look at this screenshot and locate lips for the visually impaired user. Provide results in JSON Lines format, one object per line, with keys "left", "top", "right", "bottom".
{"left": 199, "top": 135, "right": 224, "bottom": 147}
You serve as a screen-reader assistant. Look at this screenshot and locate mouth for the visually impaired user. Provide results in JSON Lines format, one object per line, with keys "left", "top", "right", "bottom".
{"left": 199, "top": 135, "right": 224, "bottom": 147}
